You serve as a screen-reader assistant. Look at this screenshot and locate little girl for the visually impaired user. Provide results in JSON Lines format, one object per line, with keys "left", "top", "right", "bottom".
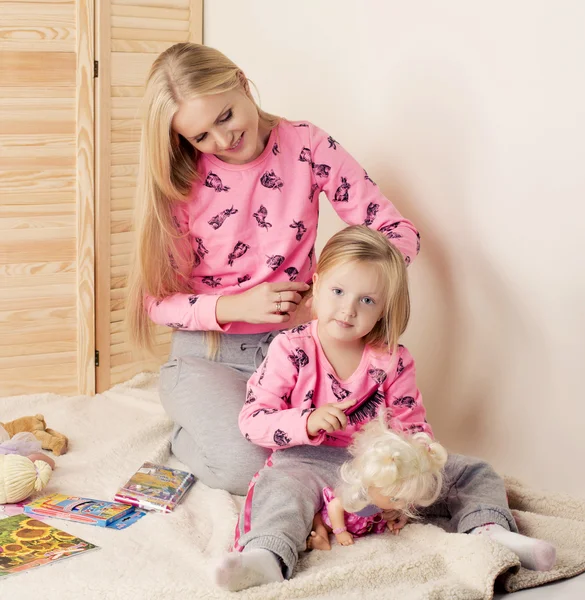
{"left": 214, "top": 226, "right": 556, "bottom": 592}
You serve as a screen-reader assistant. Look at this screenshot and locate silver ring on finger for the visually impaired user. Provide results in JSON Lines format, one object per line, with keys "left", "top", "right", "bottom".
{"left": 275, "top": 301, "right": 282, "bottom": 313}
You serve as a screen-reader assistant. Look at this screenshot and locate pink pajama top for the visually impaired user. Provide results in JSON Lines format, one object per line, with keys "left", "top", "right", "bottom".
{"left": 144, "top": 120, "right": 420, "bottom": 334}
{"left": 239, "top": 320, "right": 432, "bottom": 450}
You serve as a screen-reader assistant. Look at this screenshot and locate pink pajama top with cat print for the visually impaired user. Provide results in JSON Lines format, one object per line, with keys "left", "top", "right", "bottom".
{"left": 239, "top": 320, "right": 432, "bottom": 450}
{"left": 144, "top": 120, "right": 420, "bottom": 334}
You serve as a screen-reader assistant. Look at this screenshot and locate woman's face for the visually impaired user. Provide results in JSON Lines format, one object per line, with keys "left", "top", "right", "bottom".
{"left": 172, "top": 84, "right": 270, "bottom": 165}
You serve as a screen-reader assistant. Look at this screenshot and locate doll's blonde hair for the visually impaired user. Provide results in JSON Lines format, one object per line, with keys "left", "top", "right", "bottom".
{"left": 126, "top": 43, "right": 281, "bottom": 353}
{"left": 314, "top": 225, "right": 410, "bottom": 353}
{"left": 336, "top": 411, "right": 448, "bottom": 519}
{"left": 0, "top": 455, "right": 52, "bottom": 504}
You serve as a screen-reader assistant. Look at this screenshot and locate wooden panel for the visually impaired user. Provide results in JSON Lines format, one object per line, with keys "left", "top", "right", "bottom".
{"left": 0, "top": 227, "right": 75, "bottom": 264}
{"left": 0, "top": 170, "right": 75, "bottom": 192}
{"left": 111, "top": 39, "right": 178, "bottom": 53}
{"left": 112, "top": 0, "right": 189, "bottom": 8}
{"left": 76, "top": 0, "right": 96, "bottom": 394}
{"left": 0, "top": 203, "right": 74, "bottom": 217}
{"left": 111, "top": 85, "right": 144, "bottom": 97}
{"left": 111, "top": 5, "right": 189, "bottom": 20}
{"left": 0, "top": 86, "right": 75, "bottom": 98}
{"left": 0, "top": 1, "right": 75, "bottom": 52}
{"left": 94, "top": 0, "right": 202, "bottom": 392}
{"left": 111, "top": 120, "right": 141, "bottom": 142}
{"left": 110, "top": 209, "right": 133, "bottom": 233}
{"left": 0, "top": 97, "right": 75, "bottom": 134}
{"left": 111, "top": 96, "right": 141, "bottom": 120}
{"left": 111, "top": 17, "right": 189, "bottom": 32}
{"left": 0, "top": 362, "right": 78, "bottom": 396}
{"left": 0, "top": 260, "right": 75, "bottom": 279}
{"left": 111, "top": 27, "right": 188, "bottom": 42}
{"left": 0, "top": 214, "right": 75, "bottom": 229}
{"left": 0, "top": 51, "right": 76, "bottom": 86}
{"left": 0, "top": 191, "right": 76, "bottom": 206}
{"left": 0, "top": 305, "right": 73, "bottom": 325}
{"left": 95, "top": 0, "right": 113, "bottom": 391}
{"left": 111, "top": 51, "right": 161, "bottom": 86}
{"left": 0, "top": 283, "right": 76, "bottom": 312}
{"left": 111, "top": 253, "right": 131, "bottom": 268}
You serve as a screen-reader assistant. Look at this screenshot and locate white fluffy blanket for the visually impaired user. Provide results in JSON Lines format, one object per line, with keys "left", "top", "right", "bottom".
{"left": 1, "top": 374, "right": 584, "bottom": 600}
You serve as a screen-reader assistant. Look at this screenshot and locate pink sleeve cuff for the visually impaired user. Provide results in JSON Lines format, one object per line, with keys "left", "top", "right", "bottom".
{"left": 196, "top": 294, "right": 232, "bottom": 332}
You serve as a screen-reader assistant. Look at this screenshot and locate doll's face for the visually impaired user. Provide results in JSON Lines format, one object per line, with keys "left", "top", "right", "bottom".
{"left": 368, "top": 487, "right": 405, "bottom": 511}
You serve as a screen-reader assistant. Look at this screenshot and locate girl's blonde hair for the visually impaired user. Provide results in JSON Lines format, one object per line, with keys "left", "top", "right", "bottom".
{"left": 126, "top": 43, "right": 280, "bottom": 352}
{"left": 336, "top": 411, "right": 448, "bottom": 520}
{"left": 314, "top": 225, "right": 410, "bottom": 352}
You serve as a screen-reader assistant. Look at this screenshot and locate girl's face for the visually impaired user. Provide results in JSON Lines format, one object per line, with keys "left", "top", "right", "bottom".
{"left": 171, "top": 85, "right": 269, "bottom": 165}
{"left": 312, "top": 260, "right": 386, "bottom": 345}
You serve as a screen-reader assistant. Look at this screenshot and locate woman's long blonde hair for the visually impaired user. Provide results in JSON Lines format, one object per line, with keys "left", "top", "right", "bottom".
{"left": 126, "top": 43, "right": 280, "bottom": 352}
{"left": 314, "top": 225, "right": 410, "bottom": 354}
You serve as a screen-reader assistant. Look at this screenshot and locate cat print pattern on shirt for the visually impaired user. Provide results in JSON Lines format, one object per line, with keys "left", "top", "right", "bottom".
{"left": 327, "top": 374, "right": 351, "bottom": 400}
{"left": 208, "top": 206, "right": 238, "bottom": 230}
{"left": 205, "top": 172, "right": 230, "bottom": 192}
{"left": 260, "top": 170, "right": 284, "bottom": 191}
{"left": 253, "top": 205, "right": 272, "bottom": 229}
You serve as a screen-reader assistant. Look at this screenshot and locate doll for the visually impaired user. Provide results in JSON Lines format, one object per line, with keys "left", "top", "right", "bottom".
{"left": 308, "top": 413, "right": 448, "bottom": 550}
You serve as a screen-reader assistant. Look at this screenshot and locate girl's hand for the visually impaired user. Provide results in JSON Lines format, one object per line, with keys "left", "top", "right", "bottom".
{"left": 307, "top": 399, "right": 357, "bottom": 437}
{"left": 335, "top": 531, "right": 354, "bottom": 546}
{"left": 216, "top": 281, "right": 310, "bottom": 325}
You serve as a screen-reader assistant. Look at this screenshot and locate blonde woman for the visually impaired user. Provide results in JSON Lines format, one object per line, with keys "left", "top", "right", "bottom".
{"left": 127, "top": 43, "right": 420, "bottom": 495}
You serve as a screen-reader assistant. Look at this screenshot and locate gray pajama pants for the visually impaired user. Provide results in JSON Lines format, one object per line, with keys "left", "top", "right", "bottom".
{"left": 160, "top": 330, "right": 517, "bottom": 578}
{"left": 234, "top": 447, "right": 518, "bottom": 579}
{"left": 159, "top": 329, "right": 278, "bottom": 495}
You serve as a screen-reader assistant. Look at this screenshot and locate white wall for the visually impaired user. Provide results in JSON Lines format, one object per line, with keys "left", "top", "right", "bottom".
{"left": 204, "top": 1, "right": 585, "bottom": 496}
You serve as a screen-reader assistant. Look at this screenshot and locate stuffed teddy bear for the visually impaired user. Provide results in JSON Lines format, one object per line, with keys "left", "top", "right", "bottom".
{"left": 0, "top": 415, "right": 68, "bottom": 456}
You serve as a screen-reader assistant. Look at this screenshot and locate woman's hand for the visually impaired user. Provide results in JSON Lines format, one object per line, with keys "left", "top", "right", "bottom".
{"left": 287, "top": 293, "right": 313, "bottom": 329}
{"left": 216, "top": 281, "right": 310, "bottom": 325}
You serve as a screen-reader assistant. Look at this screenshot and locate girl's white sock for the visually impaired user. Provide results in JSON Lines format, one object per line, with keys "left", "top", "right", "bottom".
{"left": 214, "top": 548, "right": 284, "bottom": 591}
{"left": 470, "top": 523, "right": 556, "bottom": 571}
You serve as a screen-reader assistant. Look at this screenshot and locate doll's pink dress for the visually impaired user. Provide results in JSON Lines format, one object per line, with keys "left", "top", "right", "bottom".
{"left": 320, "top": 487, "right": 387, "bottom": 537}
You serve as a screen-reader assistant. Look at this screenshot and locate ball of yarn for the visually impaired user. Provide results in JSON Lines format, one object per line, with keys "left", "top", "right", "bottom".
{"left": 0, "top": 454, "right": 52, "bottom": 504}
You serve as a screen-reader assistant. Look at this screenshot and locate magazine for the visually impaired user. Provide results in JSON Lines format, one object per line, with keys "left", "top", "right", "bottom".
{"left": 114, "top": 462, "right": 195, "bottom": 513}
{"left": 0, "top": 514, "right": 97, "bottom": 577}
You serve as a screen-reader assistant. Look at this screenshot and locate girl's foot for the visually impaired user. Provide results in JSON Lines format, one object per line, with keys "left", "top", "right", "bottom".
{"left": 307, "top": 529, "right": 332, "bottom": 551}
{"left": 470, "top": 524, "right": 556, "bottom": 571}
{"left": 214, "top": 548, "right": 284, "bottom": 592}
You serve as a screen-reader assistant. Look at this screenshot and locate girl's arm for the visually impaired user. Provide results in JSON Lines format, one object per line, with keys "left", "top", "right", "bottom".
{"left": 383, "top": 346, "right": 434, "bottom": 438}
{"left": 308, "top": 124, "right": 420, "bottom": 265}
{"left": 326, "top": 497, "right": 354, "bottom": 546}
{"left": 239, "top": 334, "right": 326, "bottom": 449}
